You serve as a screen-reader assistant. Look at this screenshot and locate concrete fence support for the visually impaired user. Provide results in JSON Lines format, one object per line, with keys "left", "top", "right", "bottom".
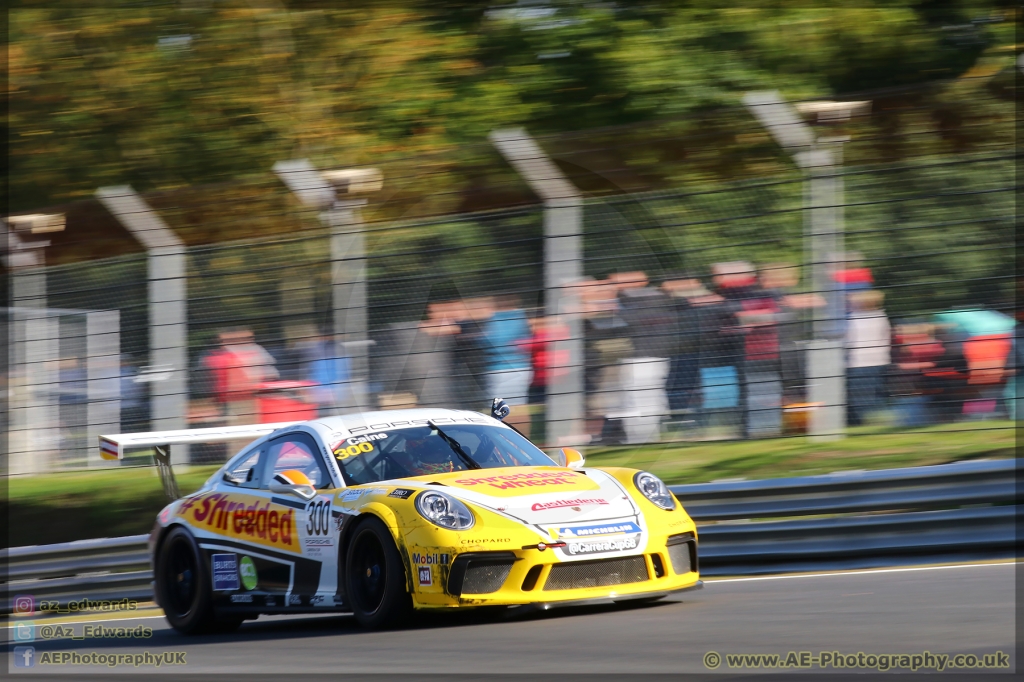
{"left": 743, "top": 91, "right": 850, "bottom": 440}
{"left": 324, "top": 200, "right": 370, "bottom": 413}
{"left": 8, "top": 273, "right": 59, "bottom": 474}
{"left": 86, "top": 310, "right": 121, "bottom": 468}
{"left": 4, "top": 221, "right": 58, "bottom": 474}
{"left": 96, "top": 186, "right": 189, "bottom": 464}
{"left": 490, "top": 128, "right": 586, "bottom": 448}
{"left": 273, "top": 160, "right": 374, "bottom": 414}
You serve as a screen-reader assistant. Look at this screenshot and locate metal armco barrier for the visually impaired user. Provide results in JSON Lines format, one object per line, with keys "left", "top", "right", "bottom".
{"left": 2, "top": 459, "right": 1018, "bottom": 612}
{"left": 669, "top": 458, "right": 1019, "bottom": 575}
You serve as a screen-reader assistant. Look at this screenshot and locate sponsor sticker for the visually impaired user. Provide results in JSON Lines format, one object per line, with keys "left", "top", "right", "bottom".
{"left": 239, "top": 556, "right": 258, "bottom": 591}
{"left": 453, "top": 470, "right": 598, "bottom": 493}
{"left": 565, "top": 536, "right": 640, "bottom": 556}
{"left": 412, "top": 552, "right": 450, "bottom": 565}
{"left": 557, "top": 522, "right": 641, "bottom": 538}
{"left": 388, "top": 488, "right": 414, "bottom": 499}
{"left": 417, "top": 566, "right": 432, "bottom": 587}
{"left": 341, "top": 489, "right": 366, "bottom": 502}
{"left": 531, "top": 498, "right": 608, "bottom": 512}
{"left": 176, "top": 492, "right": 298, "bottom": 553}
{"left": 230, "top": 594, "right": 253, "bottom": 603}
{"left": 211, "top": 554, "right": 239, "bottom": 591}
{"left": 304, "top": 538, "right": 333, "bottom": 547}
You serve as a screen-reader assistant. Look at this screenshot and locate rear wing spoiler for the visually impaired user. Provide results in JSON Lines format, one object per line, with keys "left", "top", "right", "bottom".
{"left": 99, "top": 422, "right": 301, "bottom": 501}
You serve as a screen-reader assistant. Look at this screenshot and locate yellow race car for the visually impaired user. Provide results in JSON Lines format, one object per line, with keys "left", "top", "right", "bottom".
{"left": 101, "top": 402, "right": 701, "bottom": 633}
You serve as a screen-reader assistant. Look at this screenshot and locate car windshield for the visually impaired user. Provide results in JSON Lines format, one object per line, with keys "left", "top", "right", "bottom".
{"left": 331, "top": 424, "right": 556, "bottom": 486}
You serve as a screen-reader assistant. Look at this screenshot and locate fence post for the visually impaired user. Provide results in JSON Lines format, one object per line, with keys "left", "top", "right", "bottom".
{"left": 3, "top": 226, "right": 58, "bottom": 474}
{"left": 490, "top": 128, "right": 586, "bottom": 448}
{"left": 273, "top": 160, "right": 378, "bottom": 414}
{"left": 96, "top": 187, "right": 189, "bottom": 463}
{"left": 743, "top": 92, "right": 849, "bottom": 440}
{"left": 86, "top": 310, "right": 121, "bottom": 468}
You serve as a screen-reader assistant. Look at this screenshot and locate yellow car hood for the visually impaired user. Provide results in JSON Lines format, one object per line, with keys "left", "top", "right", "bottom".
{"left": 401, "top": 466, "right": 640, "bottom": 526}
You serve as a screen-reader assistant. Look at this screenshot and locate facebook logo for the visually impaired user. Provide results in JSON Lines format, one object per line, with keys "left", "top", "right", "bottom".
{"left": 13, "top": 621, "right": 35, "bottom": 642}
{"left": 14, "top": 646, "right": 35, "bottom": 668}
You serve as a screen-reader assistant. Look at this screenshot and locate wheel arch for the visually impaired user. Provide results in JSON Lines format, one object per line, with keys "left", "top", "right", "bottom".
{"left": 336, "top": 505, "right": 408, "bottom": 599}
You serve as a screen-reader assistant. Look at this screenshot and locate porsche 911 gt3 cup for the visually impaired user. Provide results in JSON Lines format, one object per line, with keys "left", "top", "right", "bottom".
{"left": 100, "top": 400, "right": 701, "bottom": 633}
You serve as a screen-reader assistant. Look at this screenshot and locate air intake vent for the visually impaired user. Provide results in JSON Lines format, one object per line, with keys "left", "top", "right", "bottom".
{"left": 667, "top": 533, "right": 697, "bottom": 575}
{"left": 446, "top": 552, "right": 517, "bottom": 596}
{"left": 543, "top": 556, "right": 648, "bottom": 591}
{"left": 462, "top": 561, "right": 514, "bottom": 594}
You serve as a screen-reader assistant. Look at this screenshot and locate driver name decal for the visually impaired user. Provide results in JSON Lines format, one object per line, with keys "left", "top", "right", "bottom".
{"left": 177, "top": 492, "right": 298, "bottom": 552}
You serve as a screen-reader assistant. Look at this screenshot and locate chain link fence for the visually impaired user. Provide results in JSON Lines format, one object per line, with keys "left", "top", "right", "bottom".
{"left": 6, "top": 104, "right": 1015, "bottom": 474}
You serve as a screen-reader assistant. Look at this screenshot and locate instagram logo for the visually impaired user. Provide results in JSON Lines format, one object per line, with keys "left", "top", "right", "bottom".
{"left": 13, "top": 595, "right": 35, "bottom": 616}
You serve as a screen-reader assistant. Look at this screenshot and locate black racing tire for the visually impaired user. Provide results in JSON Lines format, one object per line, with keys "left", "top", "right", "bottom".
{"left": 345, "top": 516, "right": 411, "bottom": 629}
{"left": 155, "top": 526, "right": 221, "bottom": 635}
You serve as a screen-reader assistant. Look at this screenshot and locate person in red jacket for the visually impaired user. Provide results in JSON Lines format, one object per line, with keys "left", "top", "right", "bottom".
{"left": 518, "top": 315, "right": 567, "bottom": 445}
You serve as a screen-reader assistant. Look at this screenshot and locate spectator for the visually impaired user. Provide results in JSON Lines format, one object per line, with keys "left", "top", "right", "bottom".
{"left": 924, "top": 323, "right": 970, "bottom": 422}
{"left": 483, "top": 295, "right": 533, "bottom": 433}
{"left": 661, "top": 278, "right": 710, "bottom": 414}
{"left": 580, "top": 278, "right": 631, "bottom": 444}
{"left": 451, "top": 297, "right": 493, "bottom": 411}
{"left": 616, "top": 273, "right": 679, "bottom": 444}
{"left": 845, "top": 289, "right": 891, "bottom": 426}
{"left": 759, "top": 262, "right": 822, "bottom": 405}
{"left": 298, "top": 327, "right": 351, "bottom": 416}
{"left": 518, "top": 313, "right": 567, "bottom": 443}
{"left": 205, "top": 329, "right": 279, "bottom": 425}
{"left": 890, "top": 322, "right": 941, "bottom": 427}
{"left": 713, "top": 261, "right": 783, "bottom": 438}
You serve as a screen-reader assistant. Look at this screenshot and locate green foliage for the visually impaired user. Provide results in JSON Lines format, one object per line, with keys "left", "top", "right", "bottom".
{"left": 9, "top": 1, "right": 1010, "bottom": 213}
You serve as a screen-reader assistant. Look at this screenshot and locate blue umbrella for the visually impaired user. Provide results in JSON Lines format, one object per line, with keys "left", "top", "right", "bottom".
{"left": 934, "top": 309, "right": 1015, "bottom": 337}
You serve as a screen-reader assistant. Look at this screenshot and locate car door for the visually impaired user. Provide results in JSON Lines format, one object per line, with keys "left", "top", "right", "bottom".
{"left": 259, "top": 431, "right": 342, "bottom": 608}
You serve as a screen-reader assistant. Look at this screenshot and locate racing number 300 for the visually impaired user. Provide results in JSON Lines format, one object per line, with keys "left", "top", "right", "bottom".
{"left": 306, "top": 500, "right": 331, "bottom": 536}
{"left": 335, "top": 442, "right": 374, "bottom": 460}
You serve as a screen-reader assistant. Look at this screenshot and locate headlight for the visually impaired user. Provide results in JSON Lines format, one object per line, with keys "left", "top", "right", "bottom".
{"left": 414, "top": 491, "right": 475, "bottom": 530}
{"left": 634, "top": 472, "right": 676, "bottom": 510}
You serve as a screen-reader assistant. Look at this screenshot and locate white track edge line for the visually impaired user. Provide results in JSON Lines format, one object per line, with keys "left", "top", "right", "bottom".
{"left": 706, "top": 561, "right": 1015, "bottom": 584}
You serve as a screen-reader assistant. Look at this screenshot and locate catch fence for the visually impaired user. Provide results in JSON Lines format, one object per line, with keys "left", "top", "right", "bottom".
{"left": 6, "top": 102, "right": 1015, "bottom": 474}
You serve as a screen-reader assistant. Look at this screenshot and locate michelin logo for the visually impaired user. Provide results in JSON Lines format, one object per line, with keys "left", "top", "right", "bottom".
{"left": 558, "top": 522, "right": 641, "bottom": 538}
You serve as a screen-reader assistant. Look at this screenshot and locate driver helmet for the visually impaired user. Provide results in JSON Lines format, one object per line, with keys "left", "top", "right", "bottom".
{"left": 396, "top": 434, "right": 454, "bottom": 475}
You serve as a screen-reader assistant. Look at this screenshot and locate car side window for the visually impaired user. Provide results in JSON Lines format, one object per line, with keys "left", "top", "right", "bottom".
{"left": 261, "top": 434, "right": 332, "bottom": 490}
{"left": 223, "top": 448, "right": 263, "bottom": 488}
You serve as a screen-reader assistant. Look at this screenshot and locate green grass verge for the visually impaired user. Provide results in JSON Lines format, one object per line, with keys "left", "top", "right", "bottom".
{"left": 4, "top": 466, "right": 220, "bottom": 548}
{"left": 586, "top": 421, "right": 1015, "bottom": 484}
{"left": 4, "top": 421, "right": 1014, "bottom": 547}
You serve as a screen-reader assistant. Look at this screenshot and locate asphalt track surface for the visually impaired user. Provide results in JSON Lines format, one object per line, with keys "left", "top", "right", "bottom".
{"left": 4, "top": 562, "right": 1016, "bottom": 677}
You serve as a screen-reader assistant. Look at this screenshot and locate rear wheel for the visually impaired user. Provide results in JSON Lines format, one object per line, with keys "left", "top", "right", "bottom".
{"left": 345, "top": 517, "right": 411, "bottom": 629}
{"left": 156, "top": 527, "right": 240, "bottom": 634}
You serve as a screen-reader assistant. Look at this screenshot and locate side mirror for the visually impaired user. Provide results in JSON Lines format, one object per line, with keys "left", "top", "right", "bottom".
{"left": 491, "top": 397, "right": 510, "bottom": 421}
{"left": 561, "top": 447, "right": 585, "bottom": 470}
{"left": 267, "top": 470, "right": 317, "bottom": 501}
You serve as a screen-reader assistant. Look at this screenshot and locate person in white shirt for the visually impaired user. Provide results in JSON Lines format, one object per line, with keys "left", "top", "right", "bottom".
{"left": 846, "top": 289, "right": 891, "bottom": 426}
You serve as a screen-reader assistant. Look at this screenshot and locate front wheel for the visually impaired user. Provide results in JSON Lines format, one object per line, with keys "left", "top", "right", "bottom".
{"left": 345, "top": 516, "right": 411, "bottom": 629}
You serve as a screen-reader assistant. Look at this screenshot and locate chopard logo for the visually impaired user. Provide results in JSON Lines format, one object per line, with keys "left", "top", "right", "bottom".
{"left": 531, "top": 498, "right": 608, "bottom": 512}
